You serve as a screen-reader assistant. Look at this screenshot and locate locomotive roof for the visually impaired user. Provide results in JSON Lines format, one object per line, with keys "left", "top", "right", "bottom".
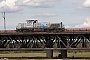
{"left": 26, "top": 20, "right": 38, "bottom": 21}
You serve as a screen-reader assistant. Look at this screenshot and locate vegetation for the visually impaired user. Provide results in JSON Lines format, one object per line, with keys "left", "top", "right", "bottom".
{"left": 0, "top": 51, "right": 90, "bottom": 59}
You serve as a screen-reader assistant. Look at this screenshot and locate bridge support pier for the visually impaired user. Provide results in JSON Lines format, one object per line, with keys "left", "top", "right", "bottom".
{"left": 60, "top": 36, "right": 67, "bottom": 58}
{"left": 46, "top": 38, "right": 53, "bottom": 58}
{"left": 61, "top": 50, "right": 67, "bottom": 58}
{"left": 46, "top": 50, "right": 53, "bottom": 58}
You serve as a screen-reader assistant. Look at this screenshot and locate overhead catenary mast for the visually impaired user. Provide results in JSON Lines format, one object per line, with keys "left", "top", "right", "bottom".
{"left": 2, "top": 12, "right": 6, "bottom": 31}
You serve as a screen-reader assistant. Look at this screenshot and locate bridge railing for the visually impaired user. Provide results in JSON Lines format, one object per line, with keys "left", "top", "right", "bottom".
{"left": 0, "top": 30, "right": 16, "bottom": 33}
{"left": 65, "top": 28, "right": 90, "bottom": 33}
{"left": 0, "top": 28, "right": 90, "bottom": 34}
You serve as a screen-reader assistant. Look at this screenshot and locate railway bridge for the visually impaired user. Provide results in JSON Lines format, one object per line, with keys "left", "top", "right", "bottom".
{"left": 0, "top": 28, "right": 90, "bottom": 58}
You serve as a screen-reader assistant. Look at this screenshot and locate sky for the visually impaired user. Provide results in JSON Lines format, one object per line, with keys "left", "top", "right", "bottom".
{"left": 0, "top": 0, "right": 90, "bottom": 30}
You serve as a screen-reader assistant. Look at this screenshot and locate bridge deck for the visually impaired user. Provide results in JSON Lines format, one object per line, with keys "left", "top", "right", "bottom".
{"left": 0, "top": 30, "right": 90, "bottom": 35}
{"left": 0, "top": 48, "right": 90, "bottom": 51}
{"left": 0, "top": 29, "right": 90, "bottom": 51}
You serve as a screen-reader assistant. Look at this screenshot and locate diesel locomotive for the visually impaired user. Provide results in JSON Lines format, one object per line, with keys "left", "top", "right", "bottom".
{"left": 16, "top": 20, "right": 65, "bottom": 32}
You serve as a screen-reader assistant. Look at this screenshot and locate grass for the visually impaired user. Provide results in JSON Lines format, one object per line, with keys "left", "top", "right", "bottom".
{"left": 68, "top": 52, "right": 90, "bottom": 57}
{"left": 0, "top": 51, "right": 90, "bottom": 59}
{"left": 0, "top": 51, "right": 60, "bottom": 57}
{"left": 0, "top": 53, "right": 46, "bottom": 57}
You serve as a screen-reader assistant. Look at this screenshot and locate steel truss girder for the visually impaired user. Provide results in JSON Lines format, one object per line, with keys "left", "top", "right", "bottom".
{"left": 0, "top": 34, "right": 89, "bottom": 50}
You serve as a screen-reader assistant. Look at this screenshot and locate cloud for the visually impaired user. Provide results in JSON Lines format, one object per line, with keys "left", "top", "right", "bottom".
{"left": 75, "top": 18, "right": 90, "bottom": 28}
{"left": 78, "top": 0, "right": 90, "bottom": 10}
{"left": 0, "top": 0, "right": 61, "bottom": 13}
{"left": 16, "top": 0, "right": 61, "bottom": 8}
{"left": 72, "top": 0, "right": 77, "bottom": 4}
{"left": 82, "top": 0, "right": 90, "bottom": 8}
{"left": 77, "top": 6, "right": 90, "bottom": 10}
{"left": 33, "top": 12, "right": 58, "bottom": 17}
{"left": 0, "top": 0, "right": 22, "bottom": 12}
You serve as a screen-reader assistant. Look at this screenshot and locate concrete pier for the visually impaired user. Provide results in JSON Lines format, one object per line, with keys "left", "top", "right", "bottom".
{"left": 61, "top": 50, "right": 67, "bottom": 58}
{"left": 61, "top": 36, "right": 67, "bottom": 58}
{"left": 46, "top": 50, "right": 53, "bottom": 58}
{"left": 46, "top": 38, "right": 53, "bottom": 58}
